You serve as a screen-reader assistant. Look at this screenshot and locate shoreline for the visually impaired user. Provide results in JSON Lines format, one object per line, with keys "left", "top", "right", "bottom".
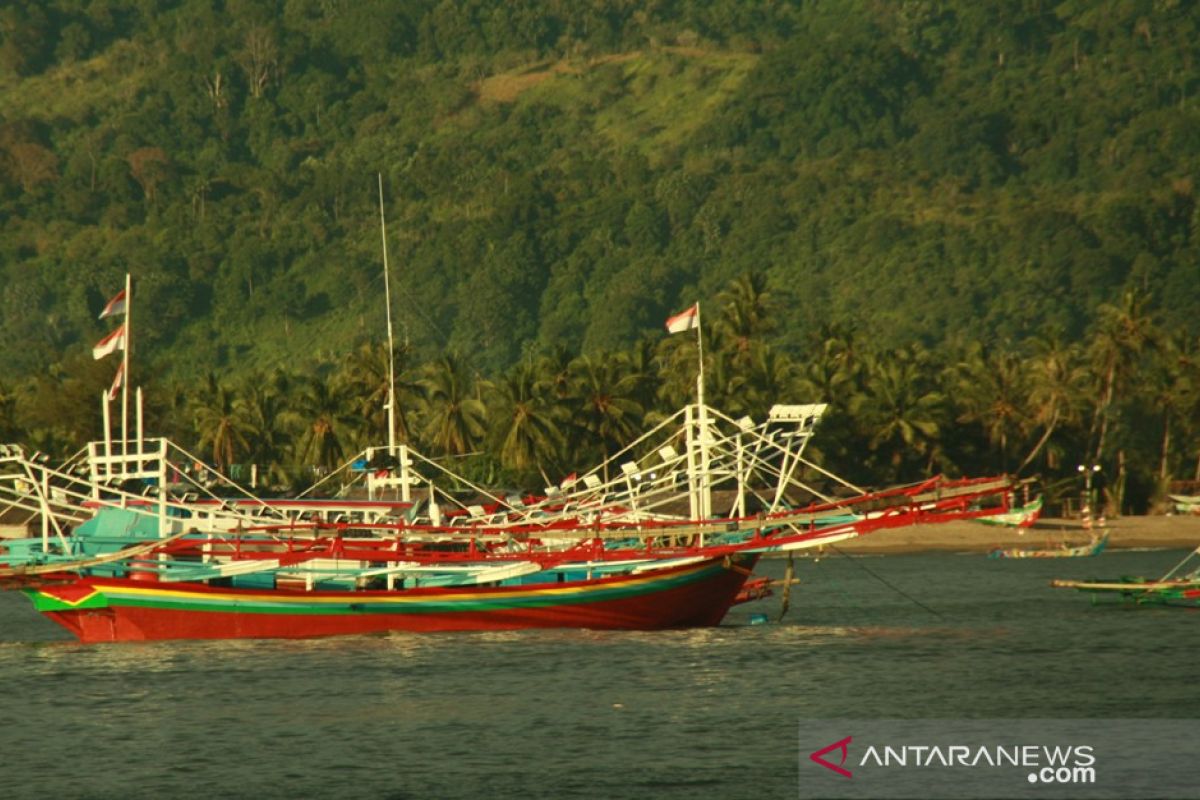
{"left": 814, "top": 515, "right": 1200, "bottom": 555}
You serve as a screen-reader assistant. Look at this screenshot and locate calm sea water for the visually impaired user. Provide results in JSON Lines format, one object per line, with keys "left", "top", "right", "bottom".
{"left": 1, "top": 549, "right": 1196, "bottom": 799}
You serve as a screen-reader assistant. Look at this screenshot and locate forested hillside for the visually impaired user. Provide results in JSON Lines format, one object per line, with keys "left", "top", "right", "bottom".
{"left": 0, "top": 1, "right": 1198, "bottom": 509}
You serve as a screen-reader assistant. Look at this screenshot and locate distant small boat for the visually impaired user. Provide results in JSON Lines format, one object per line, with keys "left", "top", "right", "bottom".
{"left": 1051, "top": 574, "right": 1200, "bottom": 607}
{"left": 975, "top": 496, "right": 1043, "bottom": 528}
{"left": 1053, "top": 544, "right": 1200, "bottom": 607}
{"left": 989, "top": 531, "right": 1108, "bottom": 559}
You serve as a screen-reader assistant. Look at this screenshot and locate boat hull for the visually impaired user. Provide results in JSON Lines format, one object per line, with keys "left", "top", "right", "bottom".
{"left": 24, "top": 555, "right": 758, "bottom": 643}
{"left": 1051, "top": 576, "right": 1200, "bottom": 608}
{"left": 989, "top": 533, "right": 1108, "bottom": 559}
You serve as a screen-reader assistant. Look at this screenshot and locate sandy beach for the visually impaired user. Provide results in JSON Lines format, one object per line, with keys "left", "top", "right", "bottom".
{"left": 830, "top": 514, "right": 1200, "bottom": 555}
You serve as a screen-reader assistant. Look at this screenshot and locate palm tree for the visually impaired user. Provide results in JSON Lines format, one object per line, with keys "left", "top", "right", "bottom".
{"left": 535, "top": 345, "right": 576, "bottom": 403}
{"left": 1139, "top": 333, "right": 1191, "bottom": 486}
{"left": 1179, "top": 340, "right": 1200, "bottom": 481}
{"left": 238, "top": 368, "right": 297, "bottom": 485}
{"left": 851, "top": 347, "right": 947, "bottom": 478}
{"left": 338, "top": 340, "right": 419, "bottom": 448}
{"left": 190, "top": 373, "right": 253, "bottom": 471}
{"left": 722, "top": 343, "right": 798, "bottom": 420}
{"left": 948, "top": 341, "right": 1028, "bottom": 472}
{"left": 487, "top": 361, "right": 564, "bottom": 482}
{"left": 568, "top": 354, "right": 645, "bottom": 471}
{"left": 0, "top": 381, "right": 19, "bottom": 441}
{"left": 615, "top": 338, "right": 661, "bottom": 416}
{"left": 293, "top": 373, "right": 353, "bottom": 471}
{"left": 796, "top": 326, "right": 864, "bottom": 400}
{"left": 148, "top": 379, "right": 195, "bottom": 447}
{"left": 653, "top": 330, "right": 703, "bottom": 411}
{"left": 712, "top": 272, "right": 777, "bottom": 365}
{"left": 419, "top": 354, "right": 487, "bottom": 456}
{"left": 1015, "top": 334, "right": 1088, "bottom": 474}
{"left": 1087, "top": 288, "right": 1159, "bottom": 462}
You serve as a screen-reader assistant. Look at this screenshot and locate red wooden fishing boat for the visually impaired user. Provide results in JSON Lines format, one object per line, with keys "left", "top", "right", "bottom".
{"left": 24, "top": 553, "right": 758, "bottom": 643}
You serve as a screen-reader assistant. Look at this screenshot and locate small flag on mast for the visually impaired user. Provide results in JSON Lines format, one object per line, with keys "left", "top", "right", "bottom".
{"left": 107, "top": 362, "right": 124, "bottom": 401}
{"left": 665, "top": 303, "right": 699, "bottom": 334}
{"left": 92, "top": 324, "right": 126, "bottom": 360}
{"left": 99, "top": 289, "right": 127, "bottom": 319}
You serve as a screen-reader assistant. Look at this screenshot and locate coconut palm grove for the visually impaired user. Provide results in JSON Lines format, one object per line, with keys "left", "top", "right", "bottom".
{"left": 0, "top": 1, "right": 1198, "bottom": 512}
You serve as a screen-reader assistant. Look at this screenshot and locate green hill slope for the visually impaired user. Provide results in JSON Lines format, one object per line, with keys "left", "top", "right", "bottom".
{"left": 0, "top": 0, "right": 1197, "bottom": 381}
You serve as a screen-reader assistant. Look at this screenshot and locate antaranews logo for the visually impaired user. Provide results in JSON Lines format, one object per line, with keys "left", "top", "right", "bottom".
{"left": 800, "top": 719, "right": 1196, "bottom": 800}
{"left": 809, "top": 736, "right": 853, "bottom": 779}
{"left": 807, "top": 737, "right": 1097, "bottom": 782}
{"left": 805, "top": 733, "right": 1098, "bottom": 791}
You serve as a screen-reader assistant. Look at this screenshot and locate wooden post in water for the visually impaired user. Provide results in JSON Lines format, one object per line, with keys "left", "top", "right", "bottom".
{"left": 779, "top": 553, "right": 795, "bottom": 621}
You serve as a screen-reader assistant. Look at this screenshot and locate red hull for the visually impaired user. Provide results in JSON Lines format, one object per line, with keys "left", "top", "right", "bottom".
{"left": 31, "top": 555, "right": 757, "bottom": 643}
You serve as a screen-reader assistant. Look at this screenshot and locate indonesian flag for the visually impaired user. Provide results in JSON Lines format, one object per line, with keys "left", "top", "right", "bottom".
{"left": 99, "top": 289, "right": 127, "bottom": 319}
{"left": 560, "top": 472, "right": 577, "bottom": 489}
{"left": 665, "top": 303, "right": 699, "bottom": 333}
{"left": 92, "top": 324, "right": 126, "bottom": 360}
{"left": 107, "top": 362, "right": 124, "bottom": 401}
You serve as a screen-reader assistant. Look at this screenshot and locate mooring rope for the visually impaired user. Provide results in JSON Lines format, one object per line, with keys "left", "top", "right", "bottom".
{"left": 828, "top": 543, "right": 946, "bottom": 620}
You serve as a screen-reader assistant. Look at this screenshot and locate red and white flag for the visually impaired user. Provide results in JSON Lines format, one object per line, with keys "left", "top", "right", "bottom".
{"left": 99, "top": 289, "right": 127, "bottom": 320}
{"left": 559, "top": 472, "right": 578, "bottom": 489}
{"left": 107, "top": 362, "right": 124, "bottom": 401}
{"left": 92, "top": 324, "right": 126, "bottom": 360}
{"left": 665, "top": 303, "right": 699, "bottom": 334}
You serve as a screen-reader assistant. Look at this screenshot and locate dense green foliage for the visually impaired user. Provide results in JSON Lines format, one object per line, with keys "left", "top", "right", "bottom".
{"left": 1, "top": 1, "right": 1198, "bottom": 510}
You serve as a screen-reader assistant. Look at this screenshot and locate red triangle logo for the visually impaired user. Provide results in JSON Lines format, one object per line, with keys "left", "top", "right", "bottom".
{"left": 810, "top": 735, "right": 853, "bottom": 778}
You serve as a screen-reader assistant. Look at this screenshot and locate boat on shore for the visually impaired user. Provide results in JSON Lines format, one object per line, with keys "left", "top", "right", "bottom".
{"left": 989, "top": 531, "right": 1108, "bottom": 559}
{"left": 1169, "top": 494, "right": 1200, "bottom": 516}
{"left": 975, "top": 496, "right": 1042, "bottom": 528}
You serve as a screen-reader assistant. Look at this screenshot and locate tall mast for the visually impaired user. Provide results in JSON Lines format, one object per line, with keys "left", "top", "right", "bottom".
{"left": 694, "top": 302, "right": 705, "bottom": 410}
{"left": 694, "top": 302, "right": 711, "bottom": 520}
{"left": 121, "top": 272, "right": 131, "bottom": 470}
{"left": 377, "top": 173, "right": 397, "bottom": 454}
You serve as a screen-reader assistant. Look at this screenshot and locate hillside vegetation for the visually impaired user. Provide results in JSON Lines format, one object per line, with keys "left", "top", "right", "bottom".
{"left": 0, "top": 1, "right": 1198, "bottom": 510}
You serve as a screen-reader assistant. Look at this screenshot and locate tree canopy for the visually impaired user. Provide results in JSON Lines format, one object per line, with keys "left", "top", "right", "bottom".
{"left": 1, "top": 0, "right": 1199, "bottom": 511}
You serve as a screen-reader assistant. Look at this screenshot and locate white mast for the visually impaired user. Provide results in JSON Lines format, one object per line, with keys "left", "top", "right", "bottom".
{"left": 695, "top": 302, "right": 711, "bottom": 521}
{"left": 376, "top": 173, "right": 412, "bottom": 502}
{"left": 377, "top": 173, "right": 397, "bottom": 454}
{"left": 121, "top": 272, "right": 131, "bottom": 473}
{"left": 683, "top": 302, "right": 712, "bottom": 524}
{"left": 694, "top": 301, "right": 705, "bottom": 411}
